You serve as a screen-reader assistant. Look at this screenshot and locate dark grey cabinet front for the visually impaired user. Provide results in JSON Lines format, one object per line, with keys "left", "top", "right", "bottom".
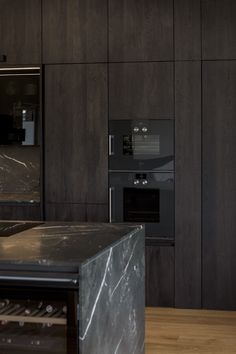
{"left": 202, "top": 61, "right": 236, "bottom": 310}
{"left": 42, "top": 0, "right": 107, "bottom": 63}
{"left": 0, "top": 0, "right": 41, "bottom": 65}
{"left": 145, "top": 244, "right": 174, "bottom": 307}
{"left": 0, "top": 204, "right": 41, "bottom": 221}
{"left": 202, "top": 0, "right": 236, "bottom": 59}
{"left": 109, "top": 0, "right": 173, "bottom": 61}
{"left": 175, "top": 61, "right": 202, "bottom": 309}
{"left": 174, "top": 0, "right": 201, "bottom": 60}
{"left": 44, "top": 64, "right": 108, "bottom": 206}
{"left": 109, "top": 62, "right": 174, "bottom": 120}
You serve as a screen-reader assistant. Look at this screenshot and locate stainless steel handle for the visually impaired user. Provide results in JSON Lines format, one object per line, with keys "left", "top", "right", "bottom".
{"left": 109, "top": 187, "right": 114, "bottom": 223}
{"left": 109, "top": 135, "right": 114, "bottom": 156}
{"left": 0, "top": 276, "right": 78, "bottom": 284}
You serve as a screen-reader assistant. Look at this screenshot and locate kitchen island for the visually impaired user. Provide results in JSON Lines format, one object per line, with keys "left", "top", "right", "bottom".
{"left": 0, "top": 222, "right": 145, "bottom": 354}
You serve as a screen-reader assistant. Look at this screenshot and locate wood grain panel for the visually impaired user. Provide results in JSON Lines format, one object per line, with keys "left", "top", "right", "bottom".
{"left": 145, "top": 244, "right": 174, "bottom": 307}
{"left": 202, "top": 61, "right": 236, "bottom": 310}
{"left": 44, "top": 64, "right": 108, "bottom": 204}
{"left": 174, "top": 0, "right": 201, "bottom": 60}
{"left": 109, "top": 0, "right": 173, "bottom": 61}
{"left": 0, "top": 204, "right": 41, "bottom": 221}
{"left": 0, "top": 0, "right": 41, "bottom": 64}
{"left": 175, "top": 61, "right": 201, "bottom": 308}
{"left": 45, "top": 203, "right": 108, "bottom": 222}
{"left": 109, "top": 62, "right": 174, "bottom": 120}
{"left": 202, "top": 0, "right": 236, "bottom": 59}
{"left": 43, "top": 0, "right": 107, "bottom": 63}
{"left": 145, "top": 308, "right": 236, "bottom": 354}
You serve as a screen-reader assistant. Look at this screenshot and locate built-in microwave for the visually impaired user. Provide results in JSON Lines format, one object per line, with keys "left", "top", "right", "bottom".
{"left": 109, "top": 119, "right": 174, "bottom": 172}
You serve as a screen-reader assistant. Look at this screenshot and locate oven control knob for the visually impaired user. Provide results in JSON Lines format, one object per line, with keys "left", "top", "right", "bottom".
{"left": 142, "top": 179, "right": 148, "bottom": 185}
{"left": 133, "top": 179, "right": 140, "bottom": 185}
{"left": 142, "top": 127, "right": 148, "bottom": 133}
{"left": 133, "top": 127, "right": 139, "bottom": 133}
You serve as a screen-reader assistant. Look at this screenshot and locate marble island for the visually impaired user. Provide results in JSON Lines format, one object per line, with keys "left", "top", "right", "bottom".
{"left": 0, "top": 222, "right": 145, "bottom": 354}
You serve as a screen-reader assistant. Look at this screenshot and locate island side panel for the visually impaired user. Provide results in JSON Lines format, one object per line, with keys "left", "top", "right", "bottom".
{"left": 79, "top": 228, "right": 145, "bottom": 354}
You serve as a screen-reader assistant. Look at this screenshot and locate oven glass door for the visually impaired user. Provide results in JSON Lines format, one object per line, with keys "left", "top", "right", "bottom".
{"left": 123, "top": 188, "right": 160, "bottom": 223}
{"left": 109, "top": 119, "right": 174, "bottom": 171}
{"left": 109, "top": 172, "right": 174, "bottom": 238}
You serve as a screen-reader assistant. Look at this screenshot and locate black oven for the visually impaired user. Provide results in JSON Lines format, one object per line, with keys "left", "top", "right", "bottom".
{"left": 109, "top": 119, "right": 174, "bottom": 171}
{"left": 109, "top": 119, "right": 174, "bottom": 238}
{"left": 109, "top": 172, "right": 174, "bottom": 238}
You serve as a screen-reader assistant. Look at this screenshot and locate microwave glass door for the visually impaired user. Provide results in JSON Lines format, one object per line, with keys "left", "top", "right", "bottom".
{"left": 109, "top": 119, "right": 174, "bottom": 171}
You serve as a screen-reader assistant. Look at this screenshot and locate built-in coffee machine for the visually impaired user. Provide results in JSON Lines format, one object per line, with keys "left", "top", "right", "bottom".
{"left": 109, "top": 119, "right": 174, "bottom": 238}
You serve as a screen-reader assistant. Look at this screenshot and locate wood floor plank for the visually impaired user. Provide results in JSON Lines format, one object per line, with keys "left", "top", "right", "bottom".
{"left": 145, "top": 307, "right": 236, "bottom": 354}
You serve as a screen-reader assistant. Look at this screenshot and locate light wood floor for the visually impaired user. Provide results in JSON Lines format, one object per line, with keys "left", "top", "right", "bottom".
{"left": 145, "top": 307, "right": 236, "bottom": 354}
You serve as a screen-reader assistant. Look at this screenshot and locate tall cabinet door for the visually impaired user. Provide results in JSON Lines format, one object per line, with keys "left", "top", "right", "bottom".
{"left": 44, "top": 64, "right": 108, "bottom": 220}
{"left": 42, "top": 0, "right": 107, "bottom": 63}
{"left": 202, "top": 61, "right": 236, "bottom": 310}
{"left": 175, "top": 62, "right": 202, "bottom": 308}
{"left": 145, "top": 242, "right": 174, "bottom": 307}
{"left": 0, "top": 0, "right": 41, "bottom": 65}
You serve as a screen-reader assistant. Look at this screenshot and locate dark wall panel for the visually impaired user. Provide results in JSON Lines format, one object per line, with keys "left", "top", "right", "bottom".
{"left": 109, "top": 62, "right": 174, "bottom": 120}
{"left": 43, "top": 0, "right": 107, "bottom": 63}
{"left": 45, "top": 203, "right": 108, "bottom": 222}
{"left": 109, "top": 0, "right": 173, "bottom": 61}
{"left": 175, "top": 61, "right": 202, "bottom": 308}
{"left": 145, "top": 244, "right": 174, "bottom": 307}
{"left": 0, "top": 0, "right": 41, "bottom": 64}
{"left": 174, "top": 0, "right": 201, "bottom": 60}
{"left": 0, "top": 204, "right": 41, "bottom": 221}
{"left": 44, "top": 64, "right": 108, "bottom": 204}
{"left": 202, "top": 0, "right": 236, "bottom": 59}
{"left": 202, "top": 61, "right": 236, "bottom": 310}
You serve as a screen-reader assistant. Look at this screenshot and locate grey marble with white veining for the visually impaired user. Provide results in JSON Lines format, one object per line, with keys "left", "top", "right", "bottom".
{"left": 0, "top": 145, "right": 40, "bottom": 202}
{"left": 0, "top": 222, "right": 145, "bottom": 353}
{"left": 79, "top": 226, "right": 145, "bottom": 354}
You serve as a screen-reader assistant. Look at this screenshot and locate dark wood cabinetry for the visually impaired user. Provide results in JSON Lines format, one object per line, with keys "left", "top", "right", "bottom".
{"left": 202, "top": 0, "right": 236, "bottom": 59}
{"left": 45, "top": 203, "right": 108, "bottom": 222}
{"left": 0, "top": 0, "right": 41, "bottom": 65}
{"left": 44, "top": 64, "right": 108, "bottom": 209}
{"left": 145, "top": 241, "right": 174, "bottom": 307}
{"left": 42, "top": 0, "right": 107, "bottom": 63}
{"left": 0, "top": 204, "right": 41, "bottom": 221}
{"left": 109, "top": 0, "right": 173, "bottom": 61}
{"left": 109, "top": 62, "right": 174, "bottom": 120}
{"left": 202, "top": 61, "right": 236, "bottom": 310}
{"left": 175, "top": 62, "right": 202, "bottom": 308}
{"left": 174, "top": 0, "right": 201, "bottom": 60}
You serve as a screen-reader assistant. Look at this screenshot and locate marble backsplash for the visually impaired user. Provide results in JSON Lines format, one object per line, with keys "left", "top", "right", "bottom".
{"left": 0, "top": 146, "right": 40, "bottom": 202}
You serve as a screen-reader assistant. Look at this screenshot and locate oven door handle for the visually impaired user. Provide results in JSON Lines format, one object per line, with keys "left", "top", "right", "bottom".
{"left": 109, "top": 187, "right": 115, "bottom": 223}
{"left": 109, "top": 135, "right": 114, "bottom": 156}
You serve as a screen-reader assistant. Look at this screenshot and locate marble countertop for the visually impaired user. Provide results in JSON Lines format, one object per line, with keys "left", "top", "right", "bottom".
{"left": 0, "top": 222, "right": 143, "bottom": 273}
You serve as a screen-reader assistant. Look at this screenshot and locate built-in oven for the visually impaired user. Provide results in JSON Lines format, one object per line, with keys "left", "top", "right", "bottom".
{"left": 109, "top": 119, "right": 174, "bottom": 171}
{"left": 109, "top": 171, "right": 174, "bottom": 238}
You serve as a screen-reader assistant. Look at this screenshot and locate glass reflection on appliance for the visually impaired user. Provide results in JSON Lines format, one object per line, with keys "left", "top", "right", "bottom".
{"left": 0, "top": 67, "right": 41, "bottom": 203}
{"left": 109, "top": 171, "right": 174, "bottom": 238}
{"left": 109, "top": 119, "right": 174, "bottom": 171}
{"left": 0, "top": 287, "right": 76, "bottom": 354}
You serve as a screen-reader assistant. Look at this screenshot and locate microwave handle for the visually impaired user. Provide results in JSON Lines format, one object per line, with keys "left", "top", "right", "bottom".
{"left": 109, "top": 135, "right": 114, "bottom": 156}
{"left": 109, "top": 187, "right": 115, "bottom": 222}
